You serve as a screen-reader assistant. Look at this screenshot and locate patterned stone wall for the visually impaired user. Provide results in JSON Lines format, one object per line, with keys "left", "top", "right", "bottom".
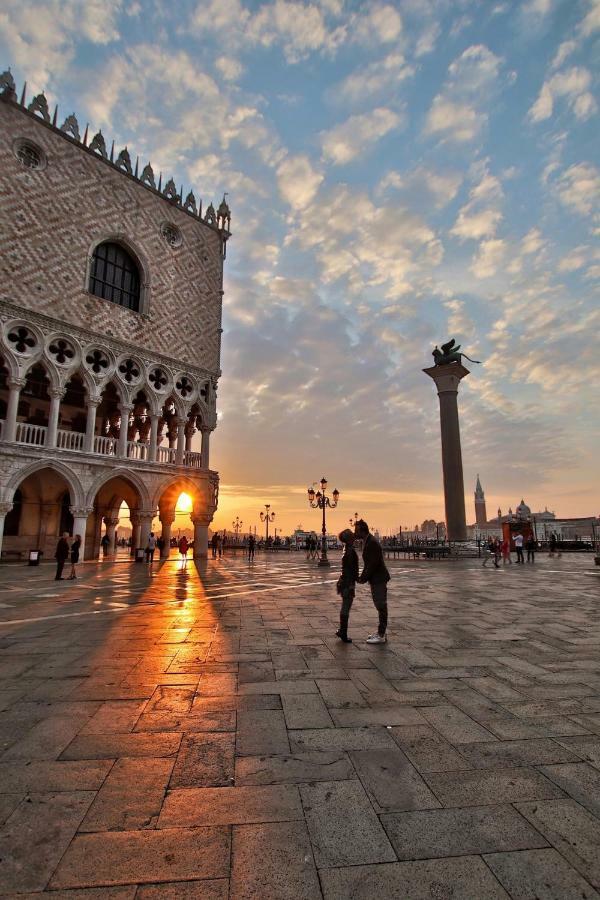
{"left": 0, "top": 100, "right": 226, "bottom": 374}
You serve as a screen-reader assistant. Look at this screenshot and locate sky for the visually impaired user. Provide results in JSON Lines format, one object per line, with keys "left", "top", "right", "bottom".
{"left": 1, "top": 0, "right": 599, "bottom": 536}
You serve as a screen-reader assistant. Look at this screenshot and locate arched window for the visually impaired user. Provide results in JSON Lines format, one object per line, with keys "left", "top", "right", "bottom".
{"left": 89, "top": 242, "right": 140, "bottom": 312}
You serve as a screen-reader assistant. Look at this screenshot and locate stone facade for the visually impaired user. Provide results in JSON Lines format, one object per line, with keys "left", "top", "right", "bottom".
{"left": 0, "top": 71, "right": 231, "bottom": 561}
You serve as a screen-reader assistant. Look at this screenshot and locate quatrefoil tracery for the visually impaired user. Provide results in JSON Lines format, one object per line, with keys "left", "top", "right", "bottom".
{"left": 119, "top": 358, "right": 141, "bottom": 383}
{"left": 48, "top": 338, "right": 75, "bottom": 365}
{"left": 85, "top": 349, "right": 110, "bottom": 374}
{"left": 175, "top": 375, "right": 193, "bottom": 398}
{"left": 149, "top": 367, "right": 168, "bottom": 391}
{"left": 7, "top": 326, "right": 37, "bottom": 355}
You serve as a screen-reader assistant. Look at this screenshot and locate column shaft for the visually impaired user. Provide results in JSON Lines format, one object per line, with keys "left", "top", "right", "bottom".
{"left": 438, "top": 391, "right": 467, "bottom": 541}
{"left": 193, "top": 520, "right": 209, "bottom": 558}
{"left": 175, "top": 420, "right": 186, "bottom": 466}
{"left": 118, "top": 406, "right": 132, "bottom": 458}
{"left": 3, "top": 380, "right": 24, "bottom": 442}
{"left": 200, "top": 429, "right": 210, "bottom": 468}
{"left": 149, "top": 415, "right": 159, "bottom": 462}
{"left": 84, "top": 400, "right": 99, "bottom": 452}
{"left": 46, "top": 389, "right": 64, "bottom": 449}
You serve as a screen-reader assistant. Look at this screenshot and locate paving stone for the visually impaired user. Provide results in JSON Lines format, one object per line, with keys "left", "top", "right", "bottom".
{"left": 420, "top": 705, "right": 496, "bottom": 743}
{"left": 516, "top": 798, "right": 600, "bottom": 888}
{"left": 0, "top": 790, "right": 94, "bottom": 893}
{"left": 60, "top": 733, "right": 181, "bottom": 760}
{"left": 349, "top": 748, "right": 441, "bottom": 811}
{"left": 330, "top": 706, "right": 426, "bottom": 727}
{"left": 235, "top": 750, "right": 355, "bottom": 785}
{"left": 300, "top": 780, "right": 396, "bottom": 867}
{"left": 79, "top": 700, "right": 147, "bottom": 734}
{"left": 390, "top": 724, "right": 472, "bottom": 773}
{"left": 19, "top": 888, "right": 136, "bottom": 899}
{"left": 146, "top": 687, "right": 195, "bottom": 713}
{"left": 540, "top": 762, "right": 600, "bottom": 818}
{"left": 0, "top": 792, "right": 22, "bottom": 827}
{"left": 134, "top": 710, "right": 236, "bottom": 732}
{"left": 319, "top": 856, "right": 511, "bottom": 899}
{"left": 238, "top": 680, "right": 318, "bottom": 695}
{"left": 487, "top": 715, "right": 593, "bottom": 739}
{"left": 289, "top": 726, "right": 397, "bottom": 752}
{"left": 1, "top": 715, "right": 90, "bottom": 761}
{"left": 381, "top": 805, "right": 549, "bottom": 859}
{"left": 136, "top": 881, "right": 228, "bottom": 899}
{"left": 484, "top": 848, "right": 600, "bottom": 900}
{"left": 316, "top": 679, "right": 367, "bottom": 708}
{"left": 0, "top": 760, "right": 113, "bottom": 792}
{"left": 170, "top": 733, "right": 235, "bottom": 787}
{"left": 230, "top": 820, "right": 321, "bottom": 900}
{"left": 236, "top": 709, "right": 290, "bottom": 755}
{"left": 79, "top": 757, "right": 174, "bottom": 832}
{"left": 425, "top": 767, "right": 567, "bottom": 806}
{"left": 281, "top": 693, "right": 333, "bottom": 728}
{"left": 50, "top": 826, "right": 231, "bottom": 889}
{"left": 458, "top": 738, "right": 581, "bottom": 768}
{"left": 159, "top": 784, "right": 302, "bottom": 827}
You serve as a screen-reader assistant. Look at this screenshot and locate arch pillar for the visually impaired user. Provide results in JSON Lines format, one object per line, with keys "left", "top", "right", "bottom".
{"left": 3, "top": 378, "right": 25, "bottom": 442}
{"left": 46, "top": 388, "right": 66, "bottom": 449}
{"left": 103, "top": 516, "right": 120, "bottom": 555}
{"left": 0, "top": 501, "right": 13, "bottom": 560}
{"left": 70, "top": 506, "right": 93, "bottom": 561}
{"left": 191, "top": 516, "right": 211, "bottom": 559}
{"left": 138, "top": 510, "right": 156, "bottom": 555}
{"left": 118, "top": 405, "right": 133, "bottom": 458}
{"left": 159, "top": 506, "right": 176, "bottom": 559}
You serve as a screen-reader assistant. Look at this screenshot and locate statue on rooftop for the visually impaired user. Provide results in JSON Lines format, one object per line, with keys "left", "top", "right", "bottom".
{"left": 432, "top": 338, "right": 481, "bottom": 367}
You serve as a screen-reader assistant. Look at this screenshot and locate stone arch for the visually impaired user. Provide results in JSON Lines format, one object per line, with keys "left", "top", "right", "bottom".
{"left": 153, "top": 474, "right": 208, "bottom": 515}
{"left": 2, "top": 459, "right": 85, "bottom": 506}
{"left": 20, "top": 356, "right": 61, "bottom": 392}
{"left": 86, "top": 466, "right": 152, "bottom": 511}
{"left": 84, "top": 233, "right": 151, "bottom": 316}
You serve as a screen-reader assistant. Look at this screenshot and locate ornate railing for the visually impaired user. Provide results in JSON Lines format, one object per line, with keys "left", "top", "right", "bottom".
{"left": 0, "top": 421, "right": 203, "bottom": 469}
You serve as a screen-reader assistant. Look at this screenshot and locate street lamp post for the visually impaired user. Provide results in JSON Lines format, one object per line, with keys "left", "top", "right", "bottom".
{"left": 260, "top": 504, "right": 275, "bottom": 546}
{"left": 308, "top": 477, "right": 340, "bottom": 567}
{"left": 232, "top": 517, "right": 243, "bottom": 546}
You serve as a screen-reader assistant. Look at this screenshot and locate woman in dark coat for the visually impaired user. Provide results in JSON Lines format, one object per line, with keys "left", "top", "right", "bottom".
{"left": 336, "top": 529, "right": 359, "bottom": 643}
{"left": 68, "top": 535, "right": 81, "bottom": 580}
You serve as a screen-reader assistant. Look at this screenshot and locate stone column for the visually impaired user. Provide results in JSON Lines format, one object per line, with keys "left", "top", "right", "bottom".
{"left": 45, "top": 388, "right": 65, "bottom": 449}
{"left": 104, "top": 516, "right": 120, "bottom": 554}
{"left": 138, "top": 511, "right": 156, "bottom": 554}
{"left": 200, "top": 428, "right": 210, "bottom": 468}
{"left": 70, "top": 507, "right": 93, "bottom": 561}
{"left": 3, "top": 378, "right": 24, "bottom": 442}
{"left": 175, "top": 419, "right": 186, "bottom": 466}
{"left": 192, "top": 516, "right": 210, "bottom": 559}
{"left": 0, "top": 501, "right": 13, "bottom": 560}
{"left": 129, "top": 512, "right": 140, "bottom": 556}
{"left": 118, "top": 405, "right": 132, "bottom": 458}
{"left": 84, "top": 397, "right": 100, "bottom": 453}
{"left": 185, "top": 422, "right": 195, "bottom": 453}
{"left": 159, "top": 507, "right": 175, "bottom": 559}
{"left": 423, "top": 363, "right": 470, "bottom": 542}
{"left": 148, "top": 414, "right": 160, "bottom": 462}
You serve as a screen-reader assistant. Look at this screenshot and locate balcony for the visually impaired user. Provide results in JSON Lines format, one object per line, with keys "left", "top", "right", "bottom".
{"left": 0, "top": 420, "right": 204, "bottom": 469}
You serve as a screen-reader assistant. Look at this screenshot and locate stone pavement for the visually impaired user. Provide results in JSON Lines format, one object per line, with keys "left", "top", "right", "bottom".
{"left": 0, "top": 551, "right": 599, "bottom": 898}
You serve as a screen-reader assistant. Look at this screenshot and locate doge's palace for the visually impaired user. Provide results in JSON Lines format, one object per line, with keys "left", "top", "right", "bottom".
{"left": 0, "top": 69, "right": 231, "bottom": 561}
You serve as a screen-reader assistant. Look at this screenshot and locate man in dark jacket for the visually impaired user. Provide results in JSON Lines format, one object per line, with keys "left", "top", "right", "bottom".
{"left": 55, "top": 532, "right": 70, "bottom": 581}
{"left": 355, "top": 519, "right": 390, "bottom": 644}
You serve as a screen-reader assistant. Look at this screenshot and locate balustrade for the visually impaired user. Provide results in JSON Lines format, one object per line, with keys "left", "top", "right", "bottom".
{"left": 0, "top": 418, "right": 208, "bottom": 469}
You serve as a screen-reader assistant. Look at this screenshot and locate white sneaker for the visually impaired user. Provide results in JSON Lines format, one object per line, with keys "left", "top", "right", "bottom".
{"left": 366, "top": 633, "right": 387, "bottom": 644}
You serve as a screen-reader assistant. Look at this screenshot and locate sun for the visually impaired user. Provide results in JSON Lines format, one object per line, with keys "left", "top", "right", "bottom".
{"left": 176, "top": 492, "right": 193, "bottom": 513}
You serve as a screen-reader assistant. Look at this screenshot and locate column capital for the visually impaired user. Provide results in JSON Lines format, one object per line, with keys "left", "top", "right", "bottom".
{"left": 70, "top": 506, "right": 93, "bottom": 518}
{"left": 423, "top": 363, "right": 470, "bottom": 394}
{"left": 50, "top": 387, "right": 66, "bottom": 400}
{"left": 88, "top": 395, "right": 102, "bottom": 407}
{"left": 191, "top": 515, "right": 212, "bottom": 527}
{"left": 7, "top": 377, "right": 25, "bottom": 390}
{"left": 0, "top": 501, "right": 14, "bottom": 516}
{"left": 137, "top": 509, "right": 157, "bottom": 522}
{"left": 159, "top": 507, "right": 176, "bottom": 525}
{"left": 103, "top": 516, "right": 120, "bottom": 527}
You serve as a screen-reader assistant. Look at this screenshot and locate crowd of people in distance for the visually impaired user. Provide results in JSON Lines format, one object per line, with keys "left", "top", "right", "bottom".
{"left": 481, "top": 533, "right": 539, "bottom": 568}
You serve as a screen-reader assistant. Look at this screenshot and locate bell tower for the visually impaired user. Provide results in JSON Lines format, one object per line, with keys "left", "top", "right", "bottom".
{"left": 475, "top": 474, "right": 487, "bottom": 527}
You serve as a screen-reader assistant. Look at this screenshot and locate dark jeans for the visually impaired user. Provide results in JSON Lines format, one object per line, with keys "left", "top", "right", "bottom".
{"left": 370, "top": 581, "right": 388, "bottom": 636}
{"left": 248, "top": 548, "right": 255, "bottom": 560}
{"left": 516, "top": 547, "right": 524, "bottom": 563}
{"left": 55, "top": 559, "right": 66, "bottom": 579}
{"left": 146, "top": 549, "right": 155, "bottom": 563}
{"left": 340, "top": 586, "right": 355, "bottom": 618}
{"left": 527, "top": 550, "right": 535, "bottom": 562}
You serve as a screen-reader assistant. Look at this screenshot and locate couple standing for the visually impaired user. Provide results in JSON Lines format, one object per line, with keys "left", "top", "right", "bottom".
{"left": 336, "top": 519, "right": 389, "bottom": 645}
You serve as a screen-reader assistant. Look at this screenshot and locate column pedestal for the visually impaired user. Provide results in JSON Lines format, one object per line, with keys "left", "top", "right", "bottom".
{"left": 423, "top": 363, "right": 470, "bottom": 542}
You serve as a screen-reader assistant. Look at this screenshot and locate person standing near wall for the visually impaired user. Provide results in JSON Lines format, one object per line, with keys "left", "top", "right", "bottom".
{"left": 55, "top": 533, "right": 70, "bottom": 580}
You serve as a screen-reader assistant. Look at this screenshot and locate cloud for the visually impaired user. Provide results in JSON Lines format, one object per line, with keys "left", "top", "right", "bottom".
{"left": 321, "top": 107, "right": 402, "bottom": 165}
{"left": 424, "top": 44, "right": 505, "bottom": 143}
{"left": 276, "top": 155, "right": 323, "bottom": 210}
{"left": 470, "top": 238, "right": 506, "bottom": 278}
{"left": 579, "top": 0, "right": 600, "bottom": 37}
{"left": 379, "top": 167, "right": 463, "bottom": 209}
{"left": 529, "top": 66, "right": 597, "bottom": 122}
{"left": 451, "top": 170, "right": 504, "bottom": 241}
{"left": 555, "top": 162, "right": 600, "bottom": 217}
{"left": 551, "top": 40, "right": 576, "bottom": 69}
{"left": 0, "top": 0, "right": 122, "bottom": 89}
{"left": 215, "top": 56, "right": 244, "bottom": 82}
{"left": 333, "top": 52, "right": 414, "bottom": 104}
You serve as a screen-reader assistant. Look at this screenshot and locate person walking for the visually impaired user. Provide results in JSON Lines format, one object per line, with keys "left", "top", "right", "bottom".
{"left": 68, "top": 534, "right": 81, "bottom": 580}
{"left": 178, "top": 535, "right": 189, "bottom": 564}
{"left": 355, "top": 519, "right": 390, "bottom": 644}
{"left": 211, "top": 532, "right": 218, "bottom": 559}
{"left": 336, "top": 529, "right": 359, "bottom": 643}
{"left": 146, "top": 531, "right": 157, "bottom": 564}
{"left": 514, "top": 532, "right": 525, "bottom": 564}
{"left": 248, "top": 533, "right": 256, "bottom": 561}
{"left": 526, "top": 534, "right": 537, "bottom": 563}
{"left": 100, "top": 533, "right": 110, "bottom": 558}
{"left": 217, "top": 533, "right": 223, "bottom": 558}
{"left": 501, "top": 537, "right": 512, "bottom": 565}
{"left": 55, "top": 532, "right": 70, "bottom": 581}
{"left": 482, "top": 538, "right": 499, "bottom": 568}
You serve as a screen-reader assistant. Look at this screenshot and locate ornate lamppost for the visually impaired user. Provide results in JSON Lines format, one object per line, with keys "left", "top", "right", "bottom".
{"left": 232, "top": 516, "right": 243, "bottom": 544}
{"left": 307, "top": 477, "right": 339, "bottom": 567}
{"left": 260, "top": 504, "right": 275, "bottom": 546}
